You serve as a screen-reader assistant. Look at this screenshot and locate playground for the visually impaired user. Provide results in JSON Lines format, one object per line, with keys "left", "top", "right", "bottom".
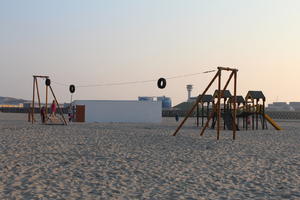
{"left": 0, "top": 67, "right": 297, "bottom": 199}
{"left": 28, "top": 67, "right": 282, "bottom": 141}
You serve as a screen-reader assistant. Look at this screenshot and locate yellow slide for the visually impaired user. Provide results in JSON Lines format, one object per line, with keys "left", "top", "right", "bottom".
{"left": 264, "top": 114, "right": 282, "bottom": 130}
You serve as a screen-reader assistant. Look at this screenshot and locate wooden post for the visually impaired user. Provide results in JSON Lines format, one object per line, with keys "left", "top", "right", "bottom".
{"left": 263, "top": 100, "right": 266, "bottom": 130}
{"left": 223, "top": 97, "right": 226, "bottom": 130}
{"left": 173, "top": 70, "right": 220, "bottom": 136}
{"left": 217, "top": 71, "right": 221, "bottom": 140}
{"left": 45, "top": 85, "right": 48, "bottom": 123}
{"left": 31, "top": 77, "right": 36, "bottom": 124}
{"left": 196, "top": 103, "right": 199, "bottom": 127}
{"left": 49, "top": 85, "right": 67, "bottom": 125}
{"left": 246, "top": 104, "right": 248, "bottom": 130}
{"left": 252, "top": 99, "right": 255, "bottom": 130}
{"left": 201, "top": 102, "right": 204, "bottom": 127}
{"left": 35, "top": 78, "right": 41, "bottom": 110}
{"left": 233, "top": 71, "right": 237, "bottom": 140}
{"left": 207, "top": 102, "right": 210, "bottom": 126}
{"left": 256, "top": 99, "right": 259, "bottom": 130}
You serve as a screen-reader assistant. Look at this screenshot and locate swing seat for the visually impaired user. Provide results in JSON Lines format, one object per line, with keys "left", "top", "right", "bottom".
{"left": 45, "top": 115, "right": 66, "bottom": 125}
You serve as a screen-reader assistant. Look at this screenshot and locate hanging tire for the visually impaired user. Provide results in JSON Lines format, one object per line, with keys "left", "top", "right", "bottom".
{"left": 69, "top": 85, "right": 75, "bottom": 93}
{"left": 157, "top": 78, "right": 167, "bottom": 89}
{"left": 45, "top": 79, "right": 51, "bottom": 86}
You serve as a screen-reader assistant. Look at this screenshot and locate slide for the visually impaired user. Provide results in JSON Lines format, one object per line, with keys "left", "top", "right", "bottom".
{"left": 264, "top": 114, "right": 282, "bottom": 130}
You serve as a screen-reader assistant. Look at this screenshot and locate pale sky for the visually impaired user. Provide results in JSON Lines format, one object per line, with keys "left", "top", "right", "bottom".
{"left": 1, "top": 0, "right": 300, "bottom": 105}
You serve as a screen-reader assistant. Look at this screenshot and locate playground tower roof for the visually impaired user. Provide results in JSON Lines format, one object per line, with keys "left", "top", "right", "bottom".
{"left": 246, "top": 91, "right": 266, "bottom": 101}
{"left": 229, "top": 95, "right": 245, "bottom": 104}
{"left": 190, "top": 95, "right": 214, "bottom": 103}
{"left": 213, "top": 90, "right": 232, "bottom": 99}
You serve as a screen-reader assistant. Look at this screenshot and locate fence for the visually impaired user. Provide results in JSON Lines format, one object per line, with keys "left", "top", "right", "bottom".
{"left": 162, "top": 110, "right": 300, "bottom": 120}
{"left": 2, "top": 107, "right": 300, "bottom": 120}
{"left": 0, "top": 107, "right": 68, "bottom": 114}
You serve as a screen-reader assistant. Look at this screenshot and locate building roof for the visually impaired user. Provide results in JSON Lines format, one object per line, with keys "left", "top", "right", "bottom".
{"left": 229, "top": 96, "right": 245, "bottom": 104}
{"left": 173, "top": 101, "right": 194, "bottom": 111}
{"left": 213, "top": 90, "right": 232, "bottom": 99}
{"left": 245, "top": 91, "right": 265, "bottom": 101}
{"left": 190, "top": 94, "right": 213, "bottom": 103}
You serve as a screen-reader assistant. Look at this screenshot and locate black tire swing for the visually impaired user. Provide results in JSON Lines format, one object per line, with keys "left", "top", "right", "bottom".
{"left": 45, "top": 78, "right": 51, "bottom": 86}
{"left": 69, "top": 84, "right": 75, "bottom": 94}
{"left": 157, "top": 78, "right": 167, "bottom": 89}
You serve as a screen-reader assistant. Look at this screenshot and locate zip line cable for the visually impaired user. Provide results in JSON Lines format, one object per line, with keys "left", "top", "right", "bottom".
{"left": 52, "top": 69, "right": 217, "bottom": 88}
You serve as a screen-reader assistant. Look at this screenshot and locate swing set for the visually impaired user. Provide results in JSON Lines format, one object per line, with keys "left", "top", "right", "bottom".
{"left": 173, "top": 67, "right": 238, "bottom": 140}
{"left": 29, "top": 75, "right": 67, "bottom": 125}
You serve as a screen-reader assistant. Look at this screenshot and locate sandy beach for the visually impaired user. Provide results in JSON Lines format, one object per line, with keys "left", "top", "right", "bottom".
{"left": 0, "top": 112, "right": 300, "bottom": 199}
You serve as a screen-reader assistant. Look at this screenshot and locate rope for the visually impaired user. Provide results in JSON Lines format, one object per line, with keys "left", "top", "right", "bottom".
{"left": 52, "top": 69, "right": 217, "bottom": 88}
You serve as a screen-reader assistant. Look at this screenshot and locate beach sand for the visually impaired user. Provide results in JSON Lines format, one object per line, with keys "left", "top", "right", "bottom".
{"left": 0, "top": 113, "right": 300, "bottom": 199}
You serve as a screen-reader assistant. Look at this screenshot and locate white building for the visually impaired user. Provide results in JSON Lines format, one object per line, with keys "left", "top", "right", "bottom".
{"left": 73, "top": 100, "right": 162, "bottom": 123}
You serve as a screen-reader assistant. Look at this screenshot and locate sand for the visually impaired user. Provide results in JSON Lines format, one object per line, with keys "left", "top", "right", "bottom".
{"left": 0, "top": 113, "right": 300, "bottom": 199}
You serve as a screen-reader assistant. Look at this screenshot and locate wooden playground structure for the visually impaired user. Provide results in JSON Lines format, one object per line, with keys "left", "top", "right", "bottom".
{"left": 173, "top": 67, "right": 282, "bottom": 140}
{"left": 173, "top": 67, "right": 238, "bottom": 140}
{"left": 29, "top": 75, "right": 67, "bottom": 125}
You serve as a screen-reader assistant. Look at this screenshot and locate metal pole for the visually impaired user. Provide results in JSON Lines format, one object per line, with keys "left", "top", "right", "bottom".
{"left": 173, "top": 70, "right": 220, "bottom": 136}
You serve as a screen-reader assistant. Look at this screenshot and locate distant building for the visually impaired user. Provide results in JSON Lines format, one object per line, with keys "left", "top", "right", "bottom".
{"left": 74, "top": 100, "right": 162, "bottom": 123}
{"left": 289, "top": 102, "right": 300, "bottom": 111}
{"left": 138, "top": 96, "right": 172, "bottom": 109}
{"left": 138, "top": 96, "right": 154, "bottom": 101}
{"left": 157, "top": 96, "right": 172, "bottom": 109}
{"left": 267, "top": 102, "right": 295, "bottom": 111}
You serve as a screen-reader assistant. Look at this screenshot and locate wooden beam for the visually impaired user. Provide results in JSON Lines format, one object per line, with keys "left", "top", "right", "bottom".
{"left": 196, "top": 103, "right": 199, "bottom": 127}
{"left": 173, "top": 70, "right": 220, "bottom": 136}
{"left": 217, "top": 67, "right": 238, "bottom": 72}
{"left": 45, "top": 85, "right": 48, "bottom": 123}
{"left": 233, "top": 71, "right": 237, "bottom": 140}
{"left": 33, "top": 75, "right": 49, "bottom": 78}
{"left": 49, "top": 85, "right": 67, "bottom": 125}
{"left": 35, "top": 78, "right": 41, "bottom": 110}
{"left": 217, "top": 71, "right": 221, "bottom": 140}
{"left": 31, "top": 77, "right": 36, "bottom": 124}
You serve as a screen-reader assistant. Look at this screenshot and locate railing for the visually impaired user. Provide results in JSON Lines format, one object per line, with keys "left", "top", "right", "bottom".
{"left": 0, "top": 107, "right": 69, "bottom": 114}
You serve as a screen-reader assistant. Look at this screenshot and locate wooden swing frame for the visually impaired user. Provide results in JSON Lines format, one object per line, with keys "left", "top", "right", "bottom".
{"left": 173, "top": 67, "right": 238, "bottom": 140}
{"left": 30, "top": 75, "right": 67, "bottom": 125}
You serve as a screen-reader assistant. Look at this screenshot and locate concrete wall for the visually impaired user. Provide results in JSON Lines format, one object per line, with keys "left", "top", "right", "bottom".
{"left": 73, "top": 100, "right": 162, "bottom": 123}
